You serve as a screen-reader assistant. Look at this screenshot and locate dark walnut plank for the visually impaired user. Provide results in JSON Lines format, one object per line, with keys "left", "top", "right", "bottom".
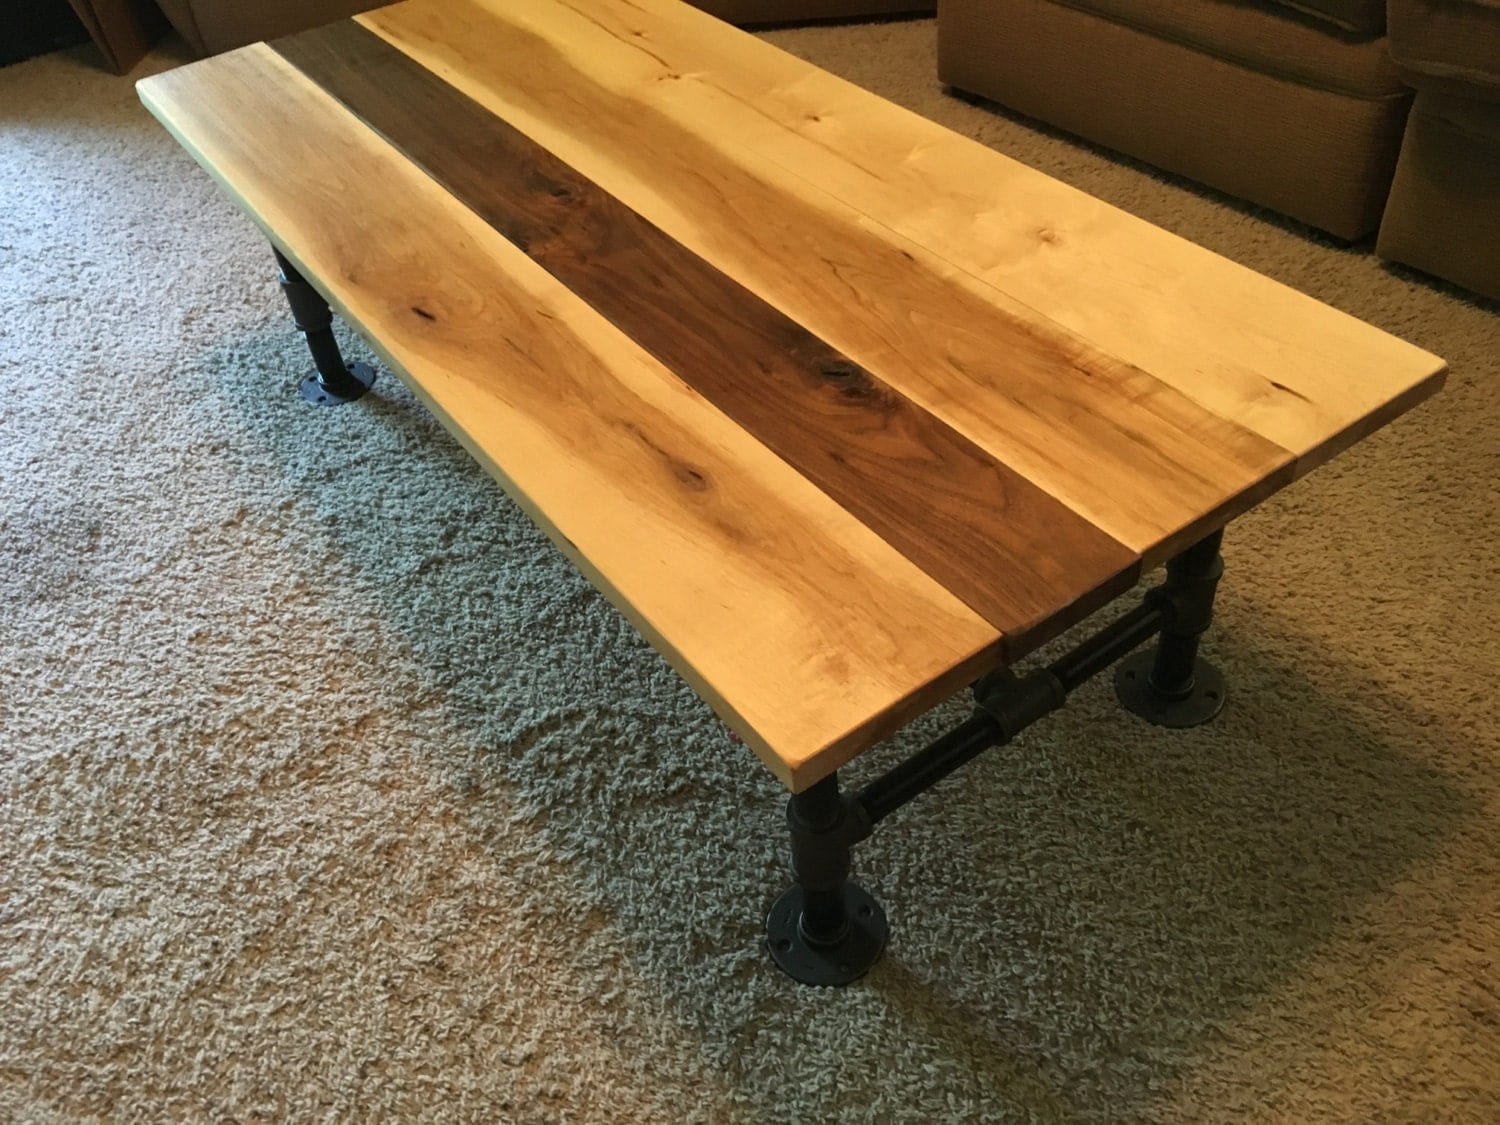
{"left": 362, "top": 0, "right": 1294, "bottom": 567}
{"left": 271, "top": 21, "right": 1141, "bottom": 655}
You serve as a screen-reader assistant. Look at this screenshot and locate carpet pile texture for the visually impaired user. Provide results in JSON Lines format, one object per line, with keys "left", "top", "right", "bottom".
{"left": 2, "top": 18, "right": 1497, "bottom": 1122}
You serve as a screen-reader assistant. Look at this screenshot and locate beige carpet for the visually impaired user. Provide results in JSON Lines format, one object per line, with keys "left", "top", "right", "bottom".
{"left": 3, "top": 17, "right": 1498, "bottom": 1122}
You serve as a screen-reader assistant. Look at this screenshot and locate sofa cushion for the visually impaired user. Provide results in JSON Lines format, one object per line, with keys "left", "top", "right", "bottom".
{"left": 1271, "top": 0, "right": 1385, "bottom": 35}
{"left": 1389, "top": 0, "right": 1500, "bottom": 99}
{"left": 1056, "top": 0, "right": 1404, "bottom": 98}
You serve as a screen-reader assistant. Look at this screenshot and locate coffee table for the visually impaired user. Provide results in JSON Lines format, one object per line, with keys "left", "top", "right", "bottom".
{"left": 138, "top": 0, "right": 1446, "bottom": 986}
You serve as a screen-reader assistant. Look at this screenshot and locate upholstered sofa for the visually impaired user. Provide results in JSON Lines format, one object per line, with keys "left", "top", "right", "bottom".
{"left": 938, "top": 0, "right": 1410, "bottom": 242}
{"left": 938, "top": 0, "right": 1499, "bottom": 300}
{"left": 1377, "top": 0, "right": 1500, "bottom": 300}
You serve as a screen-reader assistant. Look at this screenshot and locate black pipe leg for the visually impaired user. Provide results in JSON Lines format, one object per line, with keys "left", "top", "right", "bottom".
{"left": 766, "top": 773, "right": 888, "bottom": 986}
{"left": 273, "top": 247, "right": 376, "bottom": 406}
{"left": 1115, "top": 528, "right": 1228, "bottom": 728}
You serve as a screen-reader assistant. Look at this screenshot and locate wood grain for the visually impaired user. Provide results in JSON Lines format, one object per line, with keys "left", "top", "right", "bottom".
{"left": 137, "top": 46, "right": 1007, "bottom": 791}
{"left": 536, "top": 0, "right": 1448, "bottom": 461}
{"left": 137, "top": 0, "right": 1447, "bottom": 791}
{"left": 360, "top": 0, "right": 1445, "bottom": 558}
{"left": 270, "top": 21, "right": 1140, "bottom": 653}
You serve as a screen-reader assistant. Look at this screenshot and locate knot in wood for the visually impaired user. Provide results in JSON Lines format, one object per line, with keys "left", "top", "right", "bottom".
{"left": 820, "top": 360, "right": 861, "bottom": 382}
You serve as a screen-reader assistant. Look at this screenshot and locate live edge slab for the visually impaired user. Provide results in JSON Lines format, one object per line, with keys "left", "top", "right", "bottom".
{"left": 136, "top": 0, "right": 1445, "bottom": 797}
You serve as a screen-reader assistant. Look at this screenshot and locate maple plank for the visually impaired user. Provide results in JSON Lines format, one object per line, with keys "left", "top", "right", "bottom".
{"left": 137, "top": 46, "right": 1007, "bottom": 791}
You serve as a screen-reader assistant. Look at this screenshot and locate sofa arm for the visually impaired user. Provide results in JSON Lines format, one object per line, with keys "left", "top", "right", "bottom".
{"left": 1388, "top": 0, "right": 1500, "bottom": 101}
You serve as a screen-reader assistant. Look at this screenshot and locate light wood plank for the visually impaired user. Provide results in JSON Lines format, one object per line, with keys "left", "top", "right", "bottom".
{"left": 361, "top": 0, "right": 1445, "bottom": 560}
{"left": 551, "top": 0, "right": 1450, "bottom": 468}
{"left": 137, "top": 46, "right": 1005, "bottom": 791}
{"left": 528, "top": 0, "right": 1448, "bottom": 457}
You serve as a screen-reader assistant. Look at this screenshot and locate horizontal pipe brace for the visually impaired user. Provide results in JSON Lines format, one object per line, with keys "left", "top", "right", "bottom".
{"left": 1048, "top": 601, "right": 1168, "bottom": 692}
{"left": 857, "top": 711, "right": 1006, "bottom": 824}
{"left": 855, "top": 597, "right": 1174, "bottom": 824}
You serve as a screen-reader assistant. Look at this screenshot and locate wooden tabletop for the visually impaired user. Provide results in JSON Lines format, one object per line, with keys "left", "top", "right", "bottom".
{"left": 138, "top": 0, "right": 1445, "bottom": 791}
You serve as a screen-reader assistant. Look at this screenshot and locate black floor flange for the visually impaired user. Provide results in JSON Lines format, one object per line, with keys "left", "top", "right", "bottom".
{"left": 275, "top": 245, "right": 378, "bottom": 408}
{"left": 766, "top": 884, "right": 888, "bottom": 987}
{"left": 1114, "top": 651, "right": 1226, "bottom": 728}
{"left": 299, "top": 361, "right": 377, "bottom": 407}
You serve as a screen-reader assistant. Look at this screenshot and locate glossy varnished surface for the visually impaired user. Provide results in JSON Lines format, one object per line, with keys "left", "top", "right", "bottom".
{"left": 137, "top": 0, "right": 1445, "bottom": 790}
